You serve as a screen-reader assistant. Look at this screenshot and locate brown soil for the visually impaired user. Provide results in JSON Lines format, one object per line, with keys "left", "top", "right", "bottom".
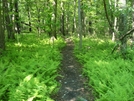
{"left": 52, "top": 39, "right": 94, "bottom": 101}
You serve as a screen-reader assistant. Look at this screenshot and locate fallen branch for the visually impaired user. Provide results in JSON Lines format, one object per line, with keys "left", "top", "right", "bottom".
{"left": 119, "top": 28, "right": 134, "bottom": 41}
{"left": 111, "top": 28, "right": 134, "bottom": 54}
{"left": 111, "top": 44, "right": 119, "bottom": 54}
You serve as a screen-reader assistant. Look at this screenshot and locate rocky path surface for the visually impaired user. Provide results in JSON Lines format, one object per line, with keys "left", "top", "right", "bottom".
{"left": 52, "top": 39, "right": 94, "bottom": 101}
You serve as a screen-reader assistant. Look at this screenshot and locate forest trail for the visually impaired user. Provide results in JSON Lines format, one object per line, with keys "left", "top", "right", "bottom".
{"left": 52, "top": 39, "right": 94, "bottom": 101}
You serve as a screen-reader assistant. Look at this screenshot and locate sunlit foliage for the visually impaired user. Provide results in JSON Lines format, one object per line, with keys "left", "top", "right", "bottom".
{"left": 0, "top": 34, "right": 65, "bottom": 101}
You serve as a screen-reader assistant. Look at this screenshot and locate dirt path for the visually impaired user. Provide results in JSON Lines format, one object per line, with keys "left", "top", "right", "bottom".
{"left": 52, "top": 39, "right": 94, "bottom": 101}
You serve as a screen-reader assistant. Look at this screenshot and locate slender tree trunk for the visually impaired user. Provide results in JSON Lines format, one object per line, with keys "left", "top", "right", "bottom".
{"left": 72, "top": 0, "right": 76, "bottom": 34}
{"left": 81, "top": 0, "right": 85, "bottom": 37}
{"left": 112, "top": 0, "right": 117, "bottom": 41}
{"left": 14, "top": 0, "right": 21, "bottom": 34}
{"left": 53, "top": 0, "right": 57, "bottom": 39}
{"left": 103, "top": 0, "right": 112, "bottom": 28}
{"left": 61, "top": 1, "right": 65, "bottom": 36}
{"left": 78, "top": 0, "right": 82, "bottom": 49}
{"left": 25, "top": 0, "right": 32, "bottom": 32}
{"left": 118, "top": 0, "right": 127, "bottom": 58}
{"left": 48, "top": 17, "right": 52, "bottom": 37}
{"left": 103, "top": 0, "right": 117, "bottom": 41}
{"left": 88, "top": 21, "right": 92, "bottom": 34}
{"left": 47, "top": 0, "right": 52, "bottom": 37}
{"left": 3, "top": 0, "right": 15, "bottom": 39}
{"left": 35, "top": 4, "right": 41, "bottom": 36}
{"left": 112, "top": 17, "right": 117, "bottom": 41}
{"left": 65, "top": 2, "right": 69, "bottom": 35}
{"left": 132, "top": 0, "right": 134, "bottom": 39}
{"left": 88, "top": 1, "right": 93, "bottom": 34}
{"left": 0, "top": 1, "right": 5, "bottom": 52}
{"left": 37, "top": 9, "right": 41, "bottom": 36}
{"left": 27, "top": 7, "right": 32, "bottom": 32}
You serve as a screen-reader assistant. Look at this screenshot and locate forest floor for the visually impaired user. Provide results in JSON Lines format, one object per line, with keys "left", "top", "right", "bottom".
{"left": 52, "top": 38, "right": 94, "bottom": 101}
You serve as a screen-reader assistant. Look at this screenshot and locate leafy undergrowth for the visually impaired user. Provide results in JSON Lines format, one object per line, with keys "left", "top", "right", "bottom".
{"left": 0, "top": 34, "right": 65, "bottom": 101}
{"left": 74, "top": 37, "right": 134, "bottom": 101}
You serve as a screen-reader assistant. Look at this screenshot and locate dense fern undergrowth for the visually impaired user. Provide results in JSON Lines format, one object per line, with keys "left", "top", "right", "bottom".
{"left": 0, "top": 33, "right": 65, "bottom": 101}
{"left": 74, "top": 37, "right": 134, "bottom": 101}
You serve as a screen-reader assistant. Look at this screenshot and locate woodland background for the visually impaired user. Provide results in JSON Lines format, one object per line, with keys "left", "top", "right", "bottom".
{"left": 0, "top": 0, "right": 134, "bottom": 101}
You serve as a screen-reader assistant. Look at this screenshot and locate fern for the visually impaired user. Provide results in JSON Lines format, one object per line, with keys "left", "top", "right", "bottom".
{"left": 0, "top": 34, "right": 65, "bottom": 101}
{"left": 74, "top": 37, "right": 134, "bottom": 101}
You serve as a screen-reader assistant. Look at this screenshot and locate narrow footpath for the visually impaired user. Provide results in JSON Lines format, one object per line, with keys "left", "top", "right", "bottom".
{"left": 52, "top": 39, "right": 94, "bottom": 101}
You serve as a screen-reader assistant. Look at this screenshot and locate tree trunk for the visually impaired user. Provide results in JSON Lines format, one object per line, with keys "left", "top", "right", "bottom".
{"left": 53, "top": 0, "right": 57, "bottom": 39}
{"left": 3, "top": 0, "right": 15, "bottom": 39}
{"left": 14, "top": 0, "right": 21, "bottom": 34}
{"left": 118, "top": 0, "right": 127, "bottom": 58}
{"left": 35, "top": 4, "right": 41, "bottom": 36}
{"left": 47, "top": 0, "right": 52, "bottom": 37}
{"left": 27, "top": 7, "right": 32, "bottom": 32}
{"left": 72, "top": 0, "right": 76, "bottom": 34}
{"left": 65, "top": 2, "right": 69, "bottom": 35}
{"left": 132, "top": 0, "right": 134, "bottom": 41}
{"left": 78, "top": 0, "right": 82, "bottom": 49}
{"left": 61, "top": 1, "right": 65, "bottom": 36}
{"left": 112, "top": 0, "right": 117, "bottom": 41}
{"left": 81, "top": 1, "right": 85, "bottom": 37}
{"left": 0, "top": 1, "right": 5, "bottom": 53}
{"left": 37, "top": 9, "right": 41, "bottom": 36}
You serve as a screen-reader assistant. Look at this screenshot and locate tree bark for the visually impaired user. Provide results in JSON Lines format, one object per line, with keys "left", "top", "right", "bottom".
{"left": 132, "top": 0, "right": 134, "bottom": 40}
{"left": 61, "top": 1, "right": 65, "bottom": 36}
{"left": 65, "top": 2, "right": 69, "bottom": 35}
{"left": 111, "top": 0, "right": 132, "bottom": 57}
{"left": 118, "top": 0, "right": 127, "bottom": 57}
{"left": 111, "top": 0, "right": 128, "bottom": 58}
{"left": 47, "top": 0, "right": 52, "bottom": 37}
{"left": 0, "top": 1, "right": 5, "bottom": 53}
{"left": 27, "top": 7, "right": 32, "bottom": 32}
{"left": 14, "top": 0, "right": 21, "bottom": 34}
{"left": 112, "top": 0, "right": 117, "bottom": 41}
{"left": 3, "top": 0, "right": 15, "bottom": 39}
{"left": 72, "top": 0, "right": 76, "bottom": 34}
{"left": 78, "top": 0, "right": 82, "bottom": 49}
{"left": 81, "top": 0, "right": 85, "bottom": 37}
{"left": 103, "top": 0, "right": 112, "bottom": 27}
{"left": 53, "top": 0, "right": 57, "bottom": 39}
